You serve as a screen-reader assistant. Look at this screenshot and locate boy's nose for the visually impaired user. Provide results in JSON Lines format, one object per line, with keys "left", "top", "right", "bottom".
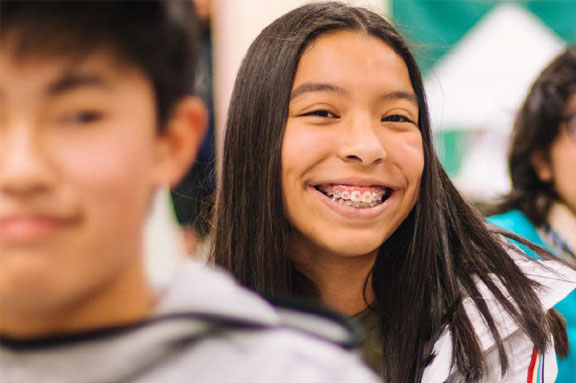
{"left": 0, "top": 124, "right": 53, "bottom": 196}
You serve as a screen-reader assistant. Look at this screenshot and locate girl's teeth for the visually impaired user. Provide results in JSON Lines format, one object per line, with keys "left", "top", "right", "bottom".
{"left": 362, "top": 192, "right": 372, "bottom": 203}
{"left": 317, "top": 185, "right": 389, "bottom": 208}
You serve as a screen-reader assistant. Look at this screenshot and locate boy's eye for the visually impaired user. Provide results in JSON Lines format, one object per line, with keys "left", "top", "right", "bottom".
{"left": 382, "top": 114, "right": 414, "bottom": 124}
{"left": 302, "top": 109, "right": 339, "bottom": 118}
{"left": 61, "top": 110, "right": 104, "bottom": 126}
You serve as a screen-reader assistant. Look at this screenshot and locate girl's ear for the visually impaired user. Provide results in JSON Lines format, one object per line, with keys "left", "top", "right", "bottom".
{"left": 153, "top": 96, "right": 207, "bottom": 188}
{"left": 531, "top": 150, "right": 553, "bottom": 183}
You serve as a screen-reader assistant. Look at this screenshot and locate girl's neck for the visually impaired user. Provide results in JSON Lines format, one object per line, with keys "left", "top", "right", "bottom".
{"left": 290, "top": 240, "right": 376, "bottom": 316}
{"left": 547, "top": 201, "right": 576, "bottom": 258}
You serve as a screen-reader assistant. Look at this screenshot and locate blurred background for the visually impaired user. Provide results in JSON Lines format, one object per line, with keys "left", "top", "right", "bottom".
{"left": 145, "top": 0, "right": 576, "bottom": 283}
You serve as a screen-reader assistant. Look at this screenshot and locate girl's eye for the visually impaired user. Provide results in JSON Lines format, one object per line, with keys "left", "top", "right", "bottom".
{"left": 382, "top": 114, "right": 414, "bottom": 124}
{"left": 302, "top": 109, "right": 339, "bottom": 118}
{"left": 61, "top": 110, "right": 104, "bottom": 126}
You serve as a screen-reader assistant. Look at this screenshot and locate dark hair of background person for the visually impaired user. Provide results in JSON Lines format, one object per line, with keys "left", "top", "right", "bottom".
{"left": 171, "top": 5, "right": 216, "bottom": 237}
{"left": 489, "top": 47, "right": 576, "bottom": 225}
{"left": 0, "top": 0, "right": 200, "bottom": 133}
{"left": 210, "top": 2, "right": 567, "bottom": 382}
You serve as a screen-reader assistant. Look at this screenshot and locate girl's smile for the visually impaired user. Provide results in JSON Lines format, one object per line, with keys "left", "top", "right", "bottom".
{"left": 310, "top": 180, "right": 395, "bottom": 218}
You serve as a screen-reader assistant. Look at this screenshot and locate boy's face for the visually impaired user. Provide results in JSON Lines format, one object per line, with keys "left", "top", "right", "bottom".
{"left": 0, "top": 46, "right": 182, "bottom": 322}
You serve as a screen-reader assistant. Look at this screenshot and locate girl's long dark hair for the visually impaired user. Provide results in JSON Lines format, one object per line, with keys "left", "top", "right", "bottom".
{"left": 490, "top": 47, "right": 576, "bottom": 225}
{"left": 211, "top": 3, "right": 567, "bottom": 381}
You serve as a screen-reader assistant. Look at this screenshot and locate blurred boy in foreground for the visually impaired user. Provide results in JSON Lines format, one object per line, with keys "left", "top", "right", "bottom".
{"left": 0, "top": 2, "right": 376, "bottom": 382}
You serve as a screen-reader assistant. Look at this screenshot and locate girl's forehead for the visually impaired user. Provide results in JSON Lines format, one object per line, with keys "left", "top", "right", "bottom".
{"left": 291, "top": 31, "right": 415, "bottom": 105}
{"left": 297, "top": 32, "right": 406, "bottom": 73}
{"left": 300, "top": 31, "right": 399, "bottom": 64}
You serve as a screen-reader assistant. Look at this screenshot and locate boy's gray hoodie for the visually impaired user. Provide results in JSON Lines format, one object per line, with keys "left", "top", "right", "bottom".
{"left": 0, "top": 261, "right": 378, "bottom": 383}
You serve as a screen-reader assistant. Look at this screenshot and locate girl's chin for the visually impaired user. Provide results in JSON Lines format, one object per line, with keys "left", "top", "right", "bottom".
{"left": 314, "top": 240, "right": 382, "bottom": 259}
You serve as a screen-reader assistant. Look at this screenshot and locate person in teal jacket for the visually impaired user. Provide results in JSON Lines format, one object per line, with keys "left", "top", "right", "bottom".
{"left": 489, "top": 46, "right": 576, "bottom": 382}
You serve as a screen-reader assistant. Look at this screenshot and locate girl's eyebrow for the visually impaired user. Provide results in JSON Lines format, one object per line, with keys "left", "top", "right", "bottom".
{"left": 379, "top": 91, "right": 418, "bottom": 105}
{"left": 290, "top": 82, "right": 346, "bottom": 100}
{"left": 290, "top": 82, "right": 418, "bottom": 106}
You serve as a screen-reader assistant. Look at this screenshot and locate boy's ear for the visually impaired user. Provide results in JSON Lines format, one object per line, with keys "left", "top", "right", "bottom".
{"left": 154, "top": 96, "right": 207, "bottom": 188}
{"left": 531, "top": 150, "right": 553, "bottom": 183}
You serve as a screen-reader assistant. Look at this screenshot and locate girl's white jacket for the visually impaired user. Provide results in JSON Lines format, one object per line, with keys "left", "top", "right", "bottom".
{"left": 422, "top": 248, "right": 576, "bottom": 383}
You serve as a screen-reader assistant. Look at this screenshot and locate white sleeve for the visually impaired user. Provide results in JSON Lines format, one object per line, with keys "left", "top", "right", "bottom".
{"left": 421, "top": 329, "right": 453, "bottom": 383}
{"left": 421, "top": 331, "right": 559, "bottom": 383}
{"left": 475, "top": 332, "right": 557, "bottom": 383}
{"left": 423, "top": 254, "right": 574, "bottom": 383}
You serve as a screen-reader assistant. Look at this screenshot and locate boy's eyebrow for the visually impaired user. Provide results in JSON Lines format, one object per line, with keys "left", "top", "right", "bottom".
{"left": 46, "top": 73, "right": 111, "bottom": 95}
{"left": 290, "top": 82, "right": 346, "bottom": 100}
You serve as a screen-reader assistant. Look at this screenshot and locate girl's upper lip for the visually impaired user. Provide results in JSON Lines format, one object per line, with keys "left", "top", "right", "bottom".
{"left": 310, "top": 177, "right": 397, "bottom": 190}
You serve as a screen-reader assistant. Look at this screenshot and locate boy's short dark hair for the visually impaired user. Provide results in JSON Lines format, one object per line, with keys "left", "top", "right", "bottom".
{"left": 1, "top": 0, "right": 199, "bottom": 132}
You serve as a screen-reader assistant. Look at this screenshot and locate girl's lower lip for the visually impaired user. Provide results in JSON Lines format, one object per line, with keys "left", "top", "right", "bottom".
{"left": 309, "top": 186, "right": 393, "bottom": 219}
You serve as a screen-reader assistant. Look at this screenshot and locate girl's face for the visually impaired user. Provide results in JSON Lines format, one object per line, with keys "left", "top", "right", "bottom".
{"left": 533, "top": 93, "right": 576, "bottom": 215}
{"left": 281, "top": 31, "right": 424, "bottom": 259}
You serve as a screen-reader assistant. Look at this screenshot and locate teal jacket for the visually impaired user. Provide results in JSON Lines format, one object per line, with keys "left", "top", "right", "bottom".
{"left": 488, "top": 210, "right": 576, "bottom": 382}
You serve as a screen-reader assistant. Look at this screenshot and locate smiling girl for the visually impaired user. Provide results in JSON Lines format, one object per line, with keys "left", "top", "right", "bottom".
{"left": 211, "top": 3, "right": 576, "bottom": 382}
